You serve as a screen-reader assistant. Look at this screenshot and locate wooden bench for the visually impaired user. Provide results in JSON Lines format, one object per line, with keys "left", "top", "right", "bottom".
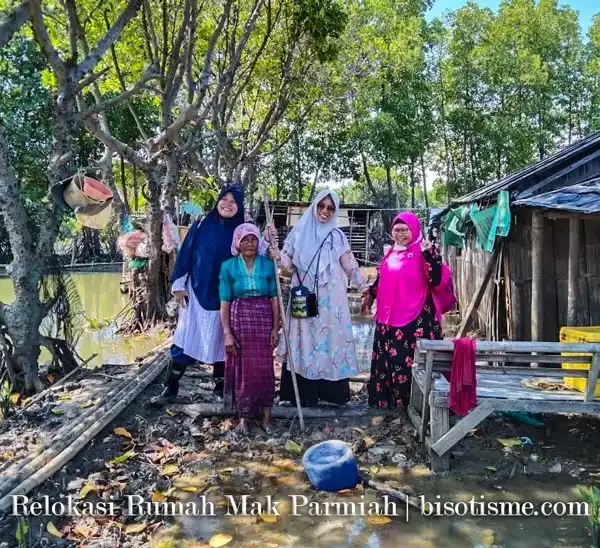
{"left": 407, "top": 339, "right": 600, "bottom": 473}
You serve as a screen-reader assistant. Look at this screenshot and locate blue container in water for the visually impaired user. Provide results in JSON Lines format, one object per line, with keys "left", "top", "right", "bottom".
{"left": 302, "top": 440, "right": 359, "bottom": 492}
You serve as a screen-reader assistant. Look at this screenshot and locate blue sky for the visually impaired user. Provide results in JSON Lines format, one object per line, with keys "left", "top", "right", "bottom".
{"left": 426, "top": 0, "right": 597, "bottom": 34}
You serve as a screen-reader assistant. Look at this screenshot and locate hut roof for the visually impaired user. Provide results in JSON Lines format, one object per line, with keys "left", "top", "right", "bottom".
{"left": 450, "top": 130, "right": 600, "bottom": 207}
{"left": 513, "top": 177, "right": 600, "bottom": 214}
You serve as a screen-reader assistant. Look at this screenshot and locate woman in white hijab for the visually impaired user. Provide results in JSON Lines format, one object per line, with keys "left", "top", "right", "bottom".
{"left": 269, "top": 189, "right": 370, "bottom": 406}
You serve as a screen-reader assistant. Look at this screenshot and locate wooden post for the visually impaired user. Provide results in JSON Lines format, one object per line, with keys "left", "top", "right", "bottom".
{"left": 567, "top": 215, "right": 580, "bottom": 327}
{"left": 531, "top": 210, "right": 544, "bottom": 341}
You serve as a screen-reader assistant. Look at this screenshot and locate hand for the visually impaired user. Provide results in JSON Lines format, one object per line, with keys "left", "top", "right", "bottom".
{"left": 361, "top": 291, "right": 373, "bottom": 315}
{"left": 421, "top": 239, "right": 434, "bottom": 253}
{"left": 224, "top": 332, "right": 239, "bottom": 356}
{"left": 173, "top": 290, "right": 189, "bottom": 307}
{"left": 268, "top": 246, "right": 281, "bottom": 261}
{"left": 270, "top": 327, "right": 280, "bottom": 350}
{"left": 264, "top": 223, "right": 278, "bottom": 245}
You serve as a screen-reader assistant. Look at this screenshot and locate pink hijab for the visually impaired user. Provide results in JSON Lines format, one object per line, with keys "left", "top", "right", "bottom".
{"left": 375, "top": 212, "right": 433, "bottom": 327}
{"left": 231, "top": 223, "right": 260, "bottom": 255}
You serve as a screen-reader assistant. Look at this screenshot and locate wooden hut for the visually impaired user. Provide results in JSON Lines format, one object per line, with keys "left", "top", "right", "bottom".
{"left": 439, "top": 131, "right": 600, "bottom": 342}
{"left": 255, "top": 200, "right": 378, "bottom": 265}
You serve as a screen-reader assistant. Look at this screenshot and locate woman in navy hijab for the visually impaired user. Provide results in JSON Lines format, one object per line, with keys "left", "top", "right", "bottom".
{"left": 150, "top": 183, "right": 274, "bottom": 406}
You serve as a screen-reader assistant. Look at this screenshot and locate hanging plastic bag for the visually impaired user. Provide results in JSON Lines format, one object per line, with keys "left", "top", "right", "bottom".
{"left": 162, "top": 213, "right": 181, "bottom": 253}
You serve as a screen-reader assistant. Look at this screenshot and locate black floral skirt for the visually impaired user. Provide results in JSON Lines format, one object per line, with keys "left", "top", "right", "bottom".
{"left": 368, "top": 296, "right": 443, "bottom": 409}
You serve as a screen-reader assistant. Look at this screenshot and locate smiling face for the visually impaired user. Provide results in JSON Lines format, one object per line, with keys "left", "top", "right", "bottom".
{"left": 392, "top": 221, "right": 412, "bottom": 246}
{"left": 239, "top": 234, "right": 258, "bottom": 258}
{"left": 217, "top": 192, "right": 238, "bottom": 219}
{"left": 316, "top": 195, "right": 335, "bottom": 223}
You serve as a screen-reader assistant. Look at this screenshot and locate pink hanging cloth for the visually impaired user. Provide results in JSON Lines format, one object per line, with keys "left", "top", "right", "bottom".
{"left": 443, "top": 338, "right": 477, "bottom": 416}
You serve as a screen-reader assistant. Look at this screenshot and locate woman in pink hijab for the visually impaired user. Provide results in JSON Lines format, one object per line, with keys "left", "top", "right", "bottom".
{"left": 219, "top": 223, "right": 280, "bottom": 434}
{"left": 362, "top": 212, "right": 443, "bottom": 409}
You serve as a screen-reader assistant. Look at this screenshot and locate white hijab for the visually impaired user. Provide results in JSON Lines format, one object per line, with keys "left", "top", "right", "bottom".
{"left": 283, "top": 189, "right": 350, "bottom": 285}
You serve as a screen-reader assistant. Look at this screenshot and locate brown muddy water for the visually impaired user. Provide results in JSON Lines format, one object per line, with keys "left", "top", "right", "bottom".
{"left": 155, "top": 465, "right": 592, "bottom": 547}
{"left": 0, "top": 271, "right": 159, "bottom": 368}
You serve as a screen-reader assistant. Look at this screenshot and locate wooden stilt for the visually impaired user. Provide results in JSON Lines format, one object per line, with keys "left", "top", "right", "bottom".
{"left": 531, "top": 211, "right": 544, "bottom": 341}
{"left": 567, "top": 215, "right": 580, "bottom": 327}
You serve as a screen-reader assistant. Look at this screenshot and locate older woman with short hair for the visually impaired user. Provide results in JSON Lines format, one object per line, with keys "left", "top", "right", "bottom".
{"left": 219, "top": 223, "right": 280, "bottom": 434}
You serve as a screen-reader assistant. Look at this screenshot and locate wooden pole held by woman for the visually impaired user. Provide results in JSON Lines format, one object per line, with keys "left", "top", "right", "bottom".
{"left": 263, "top": 191, "right": 305, "bottom": 430}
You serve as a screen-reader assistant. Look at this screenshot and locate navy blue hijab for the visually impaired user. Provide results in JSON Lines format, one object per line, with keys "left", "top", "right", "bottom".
{"left": 172, "top": 184, "right": 244, "bottom": 310}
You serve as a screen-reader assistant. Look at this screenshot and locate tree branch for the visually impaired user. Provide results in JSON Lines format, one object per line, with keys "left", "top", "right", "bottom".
{"left": 78, "top": 67, "right": 160, "bottom": 120}
{"left": 83, "top": 118, "right": 149, "bottom": 171}
{"left": 28, "top": 0, "right": 65, "bottom": 81}
{"left": 0, "top": 0, "right": 29, "bottom": 49}
{"left": 65, "top": 0, "right": 79, "bottom": 63}
{"left": 105, "top": 12, "right": 150, "bottom": 141}
{"left": 75, "top": 67, "right": 111, "bottom": 93}
{"left": 75, "top": 0, "right": 143, "bottom": 80}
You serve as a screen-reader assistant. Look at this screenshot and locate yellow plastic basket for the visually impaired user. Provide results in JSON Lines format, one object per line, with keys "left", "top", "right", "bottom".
{"left": 560, "top": 326, "right": 600, "bottom": 396}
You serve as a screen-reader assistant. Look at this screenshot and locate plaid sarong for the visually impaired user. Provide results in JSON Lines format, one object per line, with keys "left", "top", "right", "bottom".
{"left": 224, "top": 296, "right": 275, "bottom": 414}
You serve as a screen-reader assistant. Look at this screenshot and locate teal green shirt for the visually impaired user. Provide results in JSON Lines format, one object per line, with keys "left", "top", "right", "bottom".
{"left": 219, "top": 255, "right": 278, "bottom": 302}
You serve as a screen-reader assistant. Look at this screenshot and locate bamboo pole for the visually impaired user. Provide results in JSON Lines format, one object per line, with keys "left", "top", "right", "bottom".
{"left": 16, "top": 353, "right": 99, "bottom": 416}
{"left": 0, "top": 354, "right": 169, "bottom": 511}
{"left": 263, "top": 191, "right": 305, "bottom": 431}
{"left": 0, "top": 349, "right": 169, "bottom": 493}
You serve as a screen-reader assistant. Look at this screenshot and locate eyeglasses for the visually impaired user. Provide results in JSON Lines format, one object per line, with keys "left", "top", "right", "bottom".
{"left": 317, "top": 204, "right": 335, "bottom": 213}
{"left": 392, "top": 227, "right": 410, "bottom": 235}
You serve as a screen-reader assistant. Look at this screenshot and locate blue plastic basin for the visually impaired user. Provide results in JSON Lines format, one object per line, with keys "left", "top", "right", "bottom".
{"left": 302, "top": 440, "right": 358, "bottom": 492}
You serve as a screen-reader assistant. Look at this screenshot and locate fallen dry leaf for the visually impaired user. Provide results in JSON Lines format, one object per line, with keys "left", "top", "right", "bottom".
{"left": 47, "top": 375, "right": 55, "bottom": 383}
{"left": 163, "top": 464, "right": 180, "bottom": 476}
{"left": 73, "top": 524, "right": 94, "bottom": 539}
{"left": 182, "top": 486, "right": 199, "bottom": 492}
{"left": 114, "top": 427, "right": 133, "bottom": 439}
{"left": 80, "top": 483, "right": 96, "bottom": 499}
{"left": 125, "top": 522, "right": 147, "bottom": 535}
{"left": 111, "top": 450, "right": 135, "bottom": 465}
{"left": 80, "top": 400, "right": 95, "bottom": 409}
{"left": 166, "top": 408, "right": 177, "bottom": 417}
{"left": 152, "top": 491, "right": 168, "bottom": 503}
{"left": 260, "top": 514, "right": 278, "bottom": 524}
{"left": 285, "top": 440, "right": 302, "bottom": 455}
{"left": 366, "top": 515, "right": 392, "bottom": 525}
{"left": 352, "top": 427, "right": 367, "bottom": 437}
{"left": 46, "top": 522, "right": 63, "bottom": 538}
{"left": 51, "top": 409, "right": 65, "bottom": 416}
{"left": 209, "top": 533, "right": 233, "bottom": 547}
{"left": 58, "top": 394, "right": 72, "bottom": 401}
{"left": 363, "top": 437, "right": 375, "bottom": 449}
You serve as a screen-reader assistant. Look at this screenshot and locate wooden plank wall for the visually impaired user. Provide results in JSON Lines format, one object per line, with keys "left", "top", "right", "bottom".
{"left": 447, "top": 208, "right": 600, "bottom": 341}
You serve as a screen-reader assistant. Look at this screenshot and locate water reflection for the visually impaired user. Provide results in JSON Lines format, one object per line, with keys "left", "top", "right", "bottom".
{"left": 0, "top": 271, "right": 158, "bottom": 367}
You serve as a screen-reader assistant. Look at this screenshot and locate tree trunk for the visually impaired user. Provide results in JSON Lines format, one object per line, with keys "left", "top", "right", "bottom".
{"left": 133, "top": 165, "right": 140, "bottom": 212}
{"left": 420, "top": 152, "right": 428, "bottom": 209}
{"left": 0, "top": 123, "right": 46, "bottom": 393}
{"left": 145, "top": 168, "right": 169, "bottom": 323}
{"left": 361, "top": 152, "right": 377, "bottom": 201}
{"left": 119, "top": 155, "right": 130, "bottom": 215}
{"left": 410, "top": 158, "right": 416, "bottom": 209}
{"left": 160, "top": 151, "right": 178, "bottom": 218}
{"left": 385, "top": 165, "right": 393, "bottom": 205}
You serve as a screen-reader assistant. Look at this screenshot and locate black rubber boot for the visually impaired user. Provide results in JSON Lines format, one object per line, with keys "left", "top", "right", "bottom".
{"left": 149, "top": 360, "right": 185, "bottom": 407}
